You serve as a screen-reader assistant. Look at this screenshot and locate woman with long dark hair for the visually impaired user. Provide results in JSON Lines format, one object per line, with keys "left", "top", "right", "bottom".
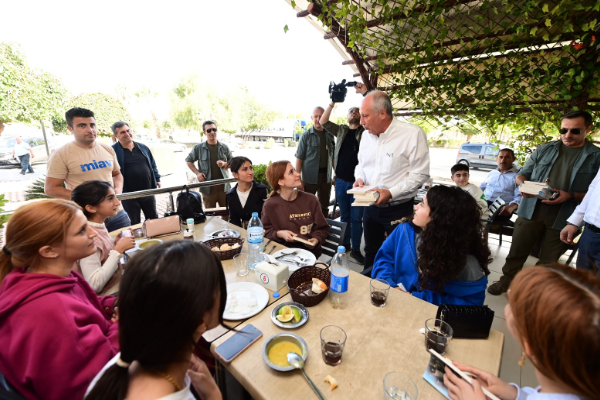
{"left": 261, "top": 160, "right": 330, "bottom": 257}
{"left": 85, "top": 240, "right": 226, "bottom": 400}
{"left": 0, "top": 199, "right": 119, "bottom": 400}
{"left": 226, "top": 156, "right": 268, "bottom": 228}
{"left": 372, "top": 185, "right": 491, "bottom": 305}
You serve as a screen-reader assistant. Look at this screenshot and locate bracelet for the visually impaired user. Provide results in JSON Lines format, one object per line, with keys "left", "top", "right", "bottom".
{"left": 329, "top": 103, "right": 334, "bottom": 108}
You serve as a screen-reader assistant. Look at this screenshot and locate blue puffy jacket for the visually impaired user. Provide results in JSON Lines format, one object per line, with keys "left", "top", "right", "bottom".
{"left": 371, "top": 222, "right": 487, "bottom": 306}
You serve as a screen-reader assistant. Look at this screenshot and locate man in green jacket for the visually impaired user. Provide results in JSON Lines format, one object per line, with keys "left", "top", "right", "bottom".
{"left": 488, "top": 111, "right": 600, "bottom": 295}
{"left": 185, "top": 121, "right": 233, "bottom": 209}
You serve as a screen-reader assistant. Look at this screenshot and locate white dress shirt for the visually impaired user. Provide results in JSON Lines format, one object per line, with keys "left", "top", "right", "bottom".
{"left": 567, "top": 168, "right": 600, "bottom": 227}
{"left": 354, "top": 118, "right": 430, "bottom": 202}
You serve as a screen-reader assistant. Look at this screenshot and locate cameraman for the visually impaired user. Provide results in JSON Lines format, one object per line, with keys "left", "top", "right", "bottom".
{"left": 320, "top": 102, "right": 366, "bottom": 265}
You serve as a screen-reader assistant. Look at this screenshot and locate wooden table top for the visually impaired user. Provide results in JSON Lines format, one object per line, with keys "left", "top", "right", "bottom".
{"left": 211, "top": 270, "right": 504, "bottom": 400}
{"left": 110, "top": 216, "right": 290, "bottom": 343}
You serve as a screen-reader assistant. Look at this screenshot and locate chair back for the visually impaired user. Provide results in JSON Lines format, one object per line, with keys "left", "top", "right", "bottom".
{"left": 0, "top": 372, "right": 27, "bottom": 400}
{"left": 322, "top": 219, "right": 348, "bottom": 263}
{"left": 486, "top": 197, "right": 506, "bottom": 227}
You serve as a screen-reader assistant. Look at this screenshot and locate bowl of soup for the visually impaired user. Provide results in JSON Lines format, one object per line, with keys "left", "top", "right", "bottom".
{"left": 136, "top": 239, "right": 163, "bottom": 250}
{"left": 262, "top": 333, "right": 308, "bottom": 372}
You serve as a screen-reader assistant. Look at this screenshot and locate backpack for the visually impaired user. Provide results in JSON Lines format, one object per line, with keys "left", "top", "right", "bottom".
{"left": 176, "top": 185, "right": 206, "bottom": 223}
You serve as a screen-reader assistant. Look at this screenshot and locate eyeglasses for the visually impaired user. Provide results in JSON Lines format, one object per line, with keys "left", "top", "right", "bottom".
{"left": 559, "top": 128, "right": 584, "bottom": 135}
{"left": 206, "top": 128, "right": 217, "bottom": 133}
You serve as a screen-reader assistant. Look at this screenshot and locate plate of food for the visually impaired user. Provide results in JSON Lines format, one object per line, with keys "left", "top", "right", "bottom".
{"left": 208, "top": 229, "right": 241, "bottom": 238}
{"left": 272, "top": 248, "right": 316, "bottom": 272}
{"left": 135, "top": 239, "right": 163, "bottom": 250}
{"left": 224, "top": 282, "right": 269, "bottom": 320}
{"left": 271, "top": 302, "right": 309, "bottom": 329}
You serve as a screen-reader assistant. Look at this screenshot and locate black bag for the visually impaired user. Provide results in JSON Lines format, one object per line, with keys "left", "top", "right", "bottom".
{"left": 436, "top": 304, "right": 494, "bottom": 339}
{"left": 176, "top": 186, "right": 206, "bottom": 223}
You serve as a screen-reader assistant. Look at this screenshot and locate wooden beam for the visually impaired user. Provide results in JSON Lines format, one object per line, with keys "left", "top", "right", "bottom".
{"left": 296, "top": 10, "right": 309, "bottom": 18}
{"left": 324, "top": 32, "right": 337, "bottom": 39}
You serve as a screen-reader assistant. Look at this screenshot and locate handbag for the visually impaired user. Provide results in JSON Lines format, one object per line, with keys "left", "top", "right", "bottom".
{"left": 142, "top": 215, "right": 182, "bottom": 239}
{"left": 435, "top": 304, "right": 494, "bottom": 339}
{"left": 176, "top": 185, "right": 206, "bottom": 223}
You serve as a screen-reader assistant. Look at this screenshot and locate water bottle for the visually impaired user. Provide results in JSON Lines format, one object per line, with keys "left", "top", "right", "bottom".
{"left": 329, "top": 246, "right": 349, "bottom": 309}
{"left": 247, "top": 212, "right": 264, "bottom": 270}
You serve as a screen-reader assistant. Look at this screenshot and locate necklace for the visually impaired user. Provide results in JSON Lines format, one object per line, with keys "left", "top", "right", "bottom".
{"left": 157, "top": 372, "right": 182, "bottom": 392}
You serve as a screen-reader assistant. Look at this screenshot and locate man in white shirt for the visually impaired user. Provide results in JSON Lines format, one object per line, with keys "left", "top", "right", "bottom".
{"left": 12, "top": 136, "right": 35, "bottom": 175}
{"left": 560, "top": 168, "right": 600, "bottom": 275}
{"left": 354, "top": 90, "right": 430, "bottom": 269}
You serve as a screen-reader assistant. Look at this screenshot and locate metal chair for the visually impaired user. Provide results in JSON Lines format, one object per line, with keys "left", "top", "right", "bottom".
{"left": 485, "top": 197, "right": 513, "bottom": 246}
{"left": 322, "top": 219, "right": 348, "bottom": 264}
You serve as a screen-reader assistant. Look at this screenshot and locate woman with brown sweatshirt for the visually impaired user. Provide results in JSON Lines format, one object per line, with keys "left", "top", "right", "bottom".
{"left": 261, "top": 161, "right": 330, "bottom": 257}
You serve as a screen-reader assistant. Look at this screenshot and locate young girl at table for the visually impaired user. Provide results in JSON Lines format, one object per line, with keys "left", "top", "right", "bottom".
{"left": 226, "top": 156, "right": 269, "bottom": 228}
{"left": 71, "top": 180, "right": 135, "bottom": 294}
{"left": 262, "top": 160, "right": 330, "bottom": 257}
{"left": 372, "top": 185, "right": 491, "bottom": 305}
{"left": 0, "top": 199, "right": 119, "bottom": 400}
{"left": 85, "top": 240, "right": 225, "bottom": 400}
{"left": 444, "top": 264, "right": 600, "bottom": 400}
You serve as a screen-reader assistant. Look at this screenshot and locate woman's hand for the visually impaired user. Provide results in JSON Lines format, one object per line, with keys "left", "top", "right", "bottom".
{"left": 306, "top": 238, "right": 319, "bottom": 247}
{"left": 114, "top": 235, "right": 135, "bottom": 254}
{"left": 277, "top": 230, "right": 297, "bottom": 242}
{"left": 445, "top": 362, "right": 518, "bottom": 400}
{"left": 189, "top": 355, "right": 222, "bottom": 400}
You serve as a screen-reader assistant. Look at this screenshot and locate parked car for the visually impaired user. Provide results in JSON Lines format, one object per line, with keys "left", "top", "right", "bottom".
{"left": 0, "top": 137, "right": 56, "bottom": 166}
{"left": 456, "top": 142, "right": 502, "bottom": 169}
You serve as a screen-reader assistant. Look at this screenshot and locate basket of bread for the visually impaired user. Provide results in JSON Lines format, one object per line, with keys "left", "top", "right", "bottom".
{"left": 202, "top": 238, "right": 244, "bottom": 261}
{"left": 287, "top": 262, "right": 331, "bottom": 307}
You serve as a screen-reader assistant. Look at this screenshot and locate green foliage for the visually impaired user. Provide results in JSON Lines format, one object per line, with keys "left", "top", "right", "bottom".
{"left": 0, "top": 42, "right": 67, "bottom": 133}
{"left": 0, "top": 194, "right": 9, "bottom": 239}
{"left": 53, "top": 93, "right": 132, "bottom": 136}
{"left": 284, "top": 139, "right": 298, "bottom": 147}
{"left": 253, "top": 162, "right": 272, "bottom": 189}
{"left": 25, "top": 177, "right": 52, "bottom": 201}
{"left": 263, "top": 138, "right": 275, "bottom": 149}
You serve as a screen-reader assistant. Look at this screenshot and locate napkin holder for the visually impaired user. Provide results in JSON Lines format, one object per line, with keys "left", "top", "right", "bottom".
{"left": 254, "top": 255, "right": 289, "bottom": 292}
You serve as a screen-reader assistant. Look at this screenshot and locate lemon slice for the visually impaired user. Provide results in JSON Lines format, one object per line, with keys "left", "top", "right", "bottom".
{"left": 278, "top": 305, "right": 292, "bottom": 316}
{"left": 292, "top": 308, "right": 302, "bottom": 323}
{"left": 276, "top": 313, "right": 294, "bottom": 322}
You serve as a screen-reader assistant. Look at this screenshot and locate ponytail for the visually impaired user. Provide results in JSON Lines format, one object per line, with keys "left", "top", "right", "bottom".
{"left": 266, "top": 161, "right": 290, "bottom": 198}
{"left": 0, "top": 250, "right": 13, "bottom": 283}
{"left": 85, "top": 363, "right": 130, "bottom": 400}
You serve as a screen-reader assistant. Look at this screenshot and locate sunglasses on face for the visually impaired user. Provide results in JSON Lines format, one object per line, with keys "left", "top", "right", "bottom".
{"left": 206, "top": 128, "right": 217, "bottom": 133}
{"left": 559, "top": 128, "right": 584, "bottom": 135}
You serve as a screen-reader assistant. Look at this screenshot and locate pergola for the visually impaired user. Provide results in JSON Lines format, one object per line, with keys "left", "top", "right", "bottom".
{"left": 288, "top": 0, "right": 600, "bottom": 127}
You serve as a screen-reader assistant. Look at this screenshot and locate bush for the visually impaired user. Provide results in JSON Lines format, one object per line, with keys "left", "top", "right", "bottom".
{"left": 284, "top": 139, "right": 298, "bottom": 148}
{"left": 253, "top": 162, "right": 272, "bottom": 190}
{"left": 264, "top": 139, "right": 275, "bottom": 149}
{"left": 25, "top": 177, "right": 52, "bottom": 200}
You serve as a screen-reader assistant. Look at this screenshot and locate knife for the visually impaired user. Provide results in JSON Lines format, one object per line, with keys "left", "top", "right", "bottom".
{"left": 261, "top": 239, "right": 272, "bottom": 252}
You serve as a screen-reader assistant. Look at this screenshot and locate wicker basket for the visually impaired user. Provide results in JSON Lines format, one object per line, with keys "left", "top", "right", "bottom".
{"left": 287, "top": 262, "right": 331, "bottom": 307}
{"left": 202, "top": 238, "right": 245, "bottom": 261}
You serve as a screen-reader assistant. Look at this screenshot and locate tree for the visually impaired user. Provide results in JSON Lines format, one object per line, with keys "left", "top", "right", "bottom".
{"left": 0, "top": 42, "right": 67, "bottom": 135}
{"left": 54, "top": 93, "right": 132, "bottom": 136}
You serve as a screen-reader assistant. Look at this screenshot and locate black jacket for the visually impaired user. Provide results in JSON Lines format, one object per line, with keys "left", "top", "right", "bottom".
{"left": 226, "top": 181, "right": 269, "bottom": 228}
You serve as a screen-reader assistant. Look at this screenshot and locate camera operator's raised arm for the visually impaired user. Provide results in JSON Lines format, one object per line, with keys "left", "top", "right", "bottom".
{"left": 355, "top": 82, "right": 369, "bottom": 96}
{"left": 320, "top": 101, "right": 335, "bottom": 126}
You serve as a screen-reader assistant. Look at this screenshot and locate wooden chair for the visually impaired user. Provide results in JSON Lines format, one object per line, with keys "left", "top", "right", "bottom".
{"left": 322, "top": 219, "right": 348, "bottom": 265}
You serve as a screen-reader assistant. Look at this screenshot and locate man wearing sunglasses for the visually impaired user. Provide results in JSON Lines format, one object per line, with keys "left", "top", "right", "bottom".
{"left": 488, "top": 110, "right": 600, "bottom": 295}
{"left": 185, "top": 121, "right": 233, "bottom": 209}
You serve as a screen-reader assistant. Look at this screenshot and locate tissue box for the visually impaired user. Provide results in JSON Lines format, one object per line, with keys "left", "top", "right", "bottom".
{"left": 254, "top": 261, "right": 289, "bottom": 292}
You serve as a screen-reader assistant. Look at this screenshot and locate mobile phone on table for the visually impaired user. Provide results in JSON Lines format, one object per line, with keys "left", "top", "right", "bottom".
{"left": 215, "top": 324, "right": 263, "bottom": 363}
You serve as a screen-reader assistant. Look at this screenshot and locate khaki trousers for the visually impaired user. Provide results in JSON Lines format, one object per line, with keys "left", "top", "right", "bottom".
{"left": 203, "top": 185, "right": 227, "bottom": 209}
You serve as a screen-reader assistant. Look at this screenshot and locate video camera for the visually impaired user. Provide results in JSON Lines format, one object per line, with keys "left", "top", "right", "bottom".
{"left": 328, "top": 79, "right": 358, "bottom": 103}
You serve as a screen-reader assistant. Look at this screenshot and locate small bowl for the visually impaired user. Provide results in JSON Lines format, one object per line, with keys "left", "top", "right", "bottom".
{"left": 136, "top": 239, "right": 163, "bottom": 250}
{"left": 271, "top": 302, "right": 309, "bottom": 329}
{"left": 262, "top": 333, "right": 308, "bottom": 372}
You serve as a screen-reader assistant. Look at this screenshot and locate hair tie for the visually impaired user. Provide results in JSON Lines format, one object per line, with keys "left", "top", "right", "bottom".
{"left": 2, "top": 246, "right": 10, "bottom": 255}
{"left": 115, "top": 357, "right": 131, "bottom": 368}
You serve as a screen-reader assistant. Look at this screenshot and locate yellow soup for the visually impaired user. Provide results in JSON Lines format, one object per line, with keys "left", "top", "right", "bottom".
{"left": 139, "top": 240, "right": 160, "bottom": 249}
{"left": 268, "top": 341, "right": 303, "bottom": 367}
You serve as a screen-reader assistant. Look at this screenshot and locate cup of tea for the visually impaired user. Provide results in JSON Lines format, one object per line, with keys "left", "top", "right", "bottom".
{"left": 370, "top": 278, "right": 390, "bottom": 307}
{"left": 383, "top": 372, "right": 418, "bottom": 400}
{"left": 424, "top": 318, "right": 453, "bottom": 356}
{"left": 234, "top": 254, "right": 249, "bottom": 277}
{"left": 320, "top": 325, "right": 346, "bottom": 366}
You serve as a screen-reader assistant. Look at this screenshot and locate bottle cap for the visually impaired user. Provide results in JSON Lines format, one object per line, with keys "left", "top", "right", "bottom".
{"left": 337, "top": 246, "right": 346, "bottom": 253}
{"left": 252, "top": 212, "right": 258, "bottom": 217}
{"left": 272, "top": 292, "right": 280, "bottom": 298}
{"left": 186, "top": 218, "right": 194, "bottom": 224}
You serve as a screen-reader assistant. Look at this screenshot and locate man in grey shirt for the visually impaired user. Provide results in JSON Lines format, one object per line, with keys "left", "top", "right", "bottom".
{"left": 185, "top": 120, "right": 233, "bottom": 209}
{"left": 295, "top": 107, "right": 336, "bottom": 218}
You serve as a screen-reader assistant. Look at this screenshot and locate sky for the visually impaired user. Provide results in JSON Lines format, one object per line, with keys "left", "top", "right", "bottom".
{"left": 0, "top": 0, "right": 365, "bottom": 121}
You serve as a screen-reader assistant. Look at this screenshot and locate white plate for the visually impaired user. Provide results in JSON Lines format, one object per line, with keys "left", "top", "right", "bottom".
{"left": 223, "top": 282, "right": 269, "bottom": 321}
{"left": 272, "top": 248, "right": 317, "bottom": 273}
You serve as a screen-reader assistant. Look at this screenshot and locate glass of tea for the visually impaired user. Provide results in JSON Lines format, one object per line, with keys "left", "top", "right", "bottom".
{"left": 370, "top": 278, "right": 390, "bottom": 307}
{"left": 383, "top": 372, "right": 418, "bottom": 400}
{"left": 424, "top": 318, "right": 453, "bottom": 356}
{"left": 320, "top": 325, "right": 347, "bottom": 366}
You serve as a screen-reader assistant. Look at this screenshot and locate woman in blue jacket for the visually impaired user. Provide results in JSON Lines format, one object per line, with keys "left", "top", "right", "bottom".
{"left": 372, "top": 185, "right": 491, "bottom": 306}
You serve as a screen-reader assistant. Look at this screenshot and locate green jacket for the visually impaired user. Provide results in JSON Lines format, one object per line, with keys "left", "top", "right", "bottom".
{"left": 185, "top": 141, "right": 233, "bottom": 194}
{"left": 295, "top": 126, "right": 336, "bottom": 184}
{"left": 517, "top": 139, "right": 600, "bottom": 230}
{"left": 321, "top": 121, "right": 365, "bottom": 172}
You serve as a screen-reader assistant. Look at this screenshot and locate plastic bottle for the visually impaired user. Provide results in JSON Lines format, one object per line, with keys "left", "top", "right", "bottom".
{"left": 247, "top": 212, "right": 264, "bottom": 270}
{"left": 329, "top": 246, "right": 349, "bottom": 309}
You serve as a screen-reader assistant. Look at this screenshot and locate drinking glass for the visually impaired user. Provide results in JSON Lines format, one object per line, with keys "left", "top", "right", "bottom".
{"left": 370, "top": 278, "right": 391, "bottom": 307}
{"left": 320, "top": 325, "right": 347, "bottom": 366}
{"left": 424, "top": 319, "right": 453, "bottom": 356}
{"left": 383, "top": 372, "right": 418, "bottom": 400}
{"left": 233, "top": 254, "right": 249, "bottom": 277}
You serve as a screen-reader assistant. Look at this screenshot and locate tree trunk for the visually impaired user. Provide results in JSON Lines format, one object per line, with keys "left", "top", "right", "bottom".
{"left": 0, "top": 120, "right": 5, "bottom": 136}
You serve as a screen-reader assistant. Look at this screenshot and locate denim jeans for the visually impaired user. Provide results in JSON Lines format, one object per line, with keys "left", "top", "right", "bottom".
{"left": 335, "top": 178, "right": 364, "bottom": 250}
{"left": 18, "top": 154, "right": 34, "bottom": 173}
{"left": 576, "top": 224, "right": 600, "bottom": 276}
{"left": 105, "top": 209, "right": 132, "bottom": 233}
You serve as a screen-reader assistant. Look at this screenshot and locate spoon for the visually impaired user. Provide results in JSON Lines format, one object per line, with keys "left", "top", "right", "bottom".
{"left": 287, "top": 352, "right": 327, "bottom": 400}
